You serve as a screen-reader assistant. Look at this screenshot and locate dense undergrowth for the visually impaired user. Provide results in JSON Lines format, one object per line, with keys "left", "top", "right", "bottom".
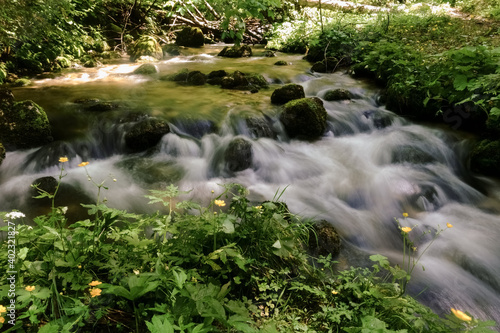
{"left": 0, "top": 160, "right": 496, "bottom": 332}
{"left": 267, "top": 1, "right": 500, "bottom": 135}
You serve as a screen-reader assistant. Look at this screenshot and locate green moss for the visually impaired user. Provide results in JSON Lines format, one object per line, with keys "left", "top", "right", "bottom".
{"left": 470, "top": 139, "right": 500, "bottom": 177}
{"left": 12, "top": 78, "right": 31, "bottom": 87}
{"left": 133, "top": 63, "right": 158, "bottom": 75}
{"left": 129, "top": 35, "right": 162, "bottom": 61}
{"left": 280, "top": 97, "right": 327, "bottom": 140}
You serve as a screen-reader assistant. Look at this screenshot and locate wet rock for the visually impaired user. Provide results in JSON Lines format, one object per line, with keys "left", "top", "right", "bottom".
{"left": 133, "top": 63, "right": 158, "bottom": 75}
{"left": 470, "top": 139, "right": 500, "bottom": 177}
{"left": 116, "top": 157, "right": 185, "bottom": 187}
{"left": 309, "top": 220, "right": 341, "bottom": 257}
{"left": 246, "top": 74, "right": 268, "bottom": 89}
{"left": 225, "top": 137, "right": 253, "bottom": 172}
{"left": 324, "top": 88, "right": 353, "bottom": 101}
{"left": 125, "top": 118, "right": 170, "bottom": 152}
{"left": 31, "top": 176, "right": 58, "bottom": 196}
{"left": 0, "top": 98, "right": 53, "bottom": 149}
{"left": 0, "top": 142, "right": 5, "bottom": 165}
{"left": 271, "top": 83, "right": 305, "bottom": 105}
{"left": 391, "top": 146, "right": 435, "bottom": 164}
{"left": 84, "top": 102, "right": 119, "bottom": 112}
{"left": 280, "top": 97, "right": 327, "bottom": 140}
{"left": 176, "top": 27, "right": 204, "bottom": 47}
{"left": 172, "top": 118, "right": 217, "bottom": 139}
{"left": 165, "top": 68, "right": 189, "bottom": 82}
{"left": 12, "top": 78, "right": 31, "bottom": 87}
{"left": 311, "top": 57, "right": 338, "bottom": 73}
{"left": 274, "top": 60, "right": 288, "bottom": 66}
{"left": 73, "top": 98, "right": 100, "bottom": 104}
{"left": 264, "top": 50, "right": 276, "bottom": 57}
{"left": 362, "top": 110, "right": 393, "bottom": 129}
{"left": 129, "top": 35, "right": 163, "bottom": 61}
{"left": 218, "top": 45, "right": 252, "bottom": 58}
{"left": 245, "top": 116, "right": 275, "bottom": 138}
{"left": 162, "top": 44, "right": 181, "bottom": 56}
{"left": 207, "top": 70, "right": 227, "bottom": 85}
{"left": 221, "top": 71, "right": 249, "bottom": 89}
{"left": 187, "top": 71, "right": 206, "bottom": 85}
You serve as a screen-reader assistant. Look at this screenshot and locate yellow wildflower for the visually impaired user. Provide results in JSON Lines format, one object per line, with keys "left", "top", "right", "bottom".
{"left": 59, "top": 157, "right": 68, "bottom": 163}
{"left": 451, "top": 308, "right": 472, "bottom": 321}
{"left": 90, "top": 288, "right": 102, "bottom": 298}
{"left": 0, "top": 305, "right": 6, "bottom": 313}
{"left": 214, "top": 200, "right": 226, "bottom": 207}
{"left": 255, "top": 206, "right": 262, "bottom": 209}
{"left": 88, "top": 281, "right": 102, "bottom": 287}
{"left": 25, "top": 286, "right": 35, "bottom": 292}
{"left": 332, "top": 290, "right": 339, "bottom": 295}
{"left": 447, "top": 223, "right": 453, "bottom": 228}
{"left": 78, "top": 265, "right": 82, "bottom": 269}
{"left": 78, "top": 161, "right": 89, "bottom": 167}
{"left": 401, "top": 227, "right": 412, "bottom": 233}
{"left": 0, "top": 317, "right": 4, "bottom": 324}
{"left": 402, "top": 213, "right": 409, "bottom": 218}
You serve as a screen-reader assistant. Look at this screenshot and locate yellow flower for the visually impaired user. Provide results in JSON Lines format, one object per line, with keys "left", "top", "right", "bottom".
{"left": 25, "top": 286, "right": 35, "bottom": 292}
{"left": 255, "top": 206, "right": 262, "bottom": 209}
{"left": 0, "top": 317, "right": 4, "bottom": 324}
{"left": 332, "top": 290, "right": 339, "bottom": 295}
{"left": 88, "top": 281, "right": 102, "bottom": 287}
{"left": 401, "top": 227, "right": 412, "bottom": 233}
{"left": 90, "top": 288, "right": 102, "bottom": 298}
{"left": 0, "top": 305, "right": 6, "bottom": 313}
{"left": 447, "top": 223, "right": 453, "bottom": 228}
{"left": 214, "top": 200, "right": 226, "bottom": 207}
{"left": 451, "top": 308, "right": 472, "bottom": 321}
{"left": 78, "top": 161, "right": 89, "bottom": 167}
{"left": 402, "top": 213, "right": 409, "bottom": 218}
{"left": 78, "top": 265, "right": 82, "bottom": 269}
{"left": 59, "top": 157, "right": 68, "bottom": 163}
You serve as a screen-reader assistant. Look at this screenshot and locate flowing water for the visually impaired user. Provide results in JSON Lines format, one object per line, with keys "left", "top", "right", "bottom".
{"left": 1, "top": 44, "right": 500, "bottom": 326}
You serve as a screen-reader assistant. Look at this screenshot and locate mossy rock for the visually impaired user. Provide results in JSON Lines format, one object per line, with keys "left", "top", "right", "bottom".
{"left": 271, "top": 84, "right": 305, "bottom": 105}
{"left": 218, "top": 45, "right": 252, "bottom": 58}
{"left": 0, "top": 142, "right": 5, "bottom": 165}
{"left": 0, "top": 88, "right": 14, "bottom": 106}
{"left": 245, "top": 116, "right": 275, "bottom": 139}
{"left": 246, "top": 74, "right": 268, "bottom": 89}
{"left": 125, "top": 118, "right": 170, "bottom": 152}
{"left": 274, "top": 60, "right": 288, "bottom": 66}
{"left": 116, "top": 158, "right": 184, "bottom": 186}
{"left": 470, "top": 140, "right": 500, "bottom": 177}
{"left": 187, "top": 71, "right": 206, "bottom": 85}
{"left": 309, "top": 220, "right": 341, "bottom": 257}
{"left": 162, "top": 44, "right": 181, "bottom": 56}
{"left": 225, "top": 137, "right": 253, "bottom": 172}
{"left": 170, "top": 68, "right": 190, "bottom": 82}
{"left": 83, "top": 58, "right": 102, "bottom": 68}
{"left": 280, "top": 97, "right": 327, "bottom": 140}
{"left": 0, "top": 98, "right": 53, "bottom": 149}
{"left": 221, "top": 71, "right": 249, "bottom": 89}
{"left": 12, "top": 78, "right": 32, "bottom": 87}
{"left": 129, "top": 35, "right": 162, "bottom": 61}
{"left": 311, "top": 57, "right": 338, "bottom": 73}
{"left": 176, "top": 27, "right": 204, "bottom": 47}
{"left": 264, "top": 50, "right": 276, "bottom": 57}
{"left": 207, "top": 70, "right": 227, "bottom": 85}
{"left": 324, "top": 89, "right": 354, "bottom": 101}
{"left": 133, "top": 63, "right": 158, "bottom": 75}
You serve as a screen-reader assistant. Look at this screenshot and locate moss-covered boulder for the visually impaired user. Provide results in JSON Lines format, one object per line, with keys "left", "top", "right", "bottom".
{"left": 280, "top": 97, "right": 327, "bottom": 140}
{"left": 470, "top": 140, "right": 500, "bottom": 177}
{"left": 218, "top": 45, "right": 252, "bottom": 58}
{"left": 311, "top": 57, "right": 338, "bottom": 73}
{"left": 133, "top": 63, "right": 158, "bottom": 75}
{"left": 129, "top": 35, "right": 163, "bottom": 61}
{"left": 162, "top": 44, "right": 181, "bottom": 57}
{"left": 176, "top": 27, "right": 204, "bottom": 47}
{"left": 324, "top": 89, "right": 354, "bottom": 101}
{"left": 0, "top": 142, "right": 5, "bottom": 165}
{"left": 271, "top": 84, "right": 305, "bottom": 105}
{"left": 225, "top": 137, "right": 253, "bottom": 172}
{"left": 207, "top": 70, "right": 228, "bottom": 85}
{"left": 221, "top": 71, "right": 249, "bottom": 89}
{"left": 187, "top": 71, "right": 207, "bottom": 85}
{"left": 13, "top": 78, "right": 32, "bottom": 87}
{"left": 0, "top": 91, "right": 53, "bottom": 149}
{"left": 125, "top": 118, "right": 170, "bottom": 152}
{"left": 274, "top": 60, "right": 288, "bottom": 66}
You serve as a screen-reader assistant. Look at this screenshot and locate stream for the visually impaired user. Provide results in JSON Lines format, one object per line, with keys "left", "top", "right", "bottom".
{"left": 1, "top": 44, "right": 500, "bottom": 325}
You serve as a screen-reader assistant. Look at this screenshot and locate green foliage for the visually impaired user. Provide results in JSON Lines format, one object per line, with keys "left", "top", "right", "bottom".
{"left": 0, "top": 163, "right": 496, "bottom": 331}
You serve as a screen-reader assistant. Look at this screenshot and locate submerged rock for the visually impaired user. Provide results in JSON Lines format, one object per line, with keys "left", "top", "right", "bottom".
{"left": 176, "top": 27, "right": 204, "bottom": 47}
{"left": 280, "top": 97, "right": 327, "bottom": 140}
{"left": 0, "top": 94, "right": 53, "bottom": 149}
{"left": 218, "top": 45, "right": 252, "bottom": 58}
{"left": 125, "top": 118, "right": 170, "bottom": 152}
{"left": 271, "top": 84, "right": 305, "bottom": 105}
{"left": 470, "top": 139, "right": 500, "bottom": 177}
{"left": 225, "top": 137, "right": 253, "bottom": 172}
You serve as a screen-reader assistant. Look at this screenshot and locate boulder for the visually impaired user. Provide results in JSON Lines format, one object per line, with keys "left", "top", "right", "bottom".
{"left": 31, "top": 176, "right": 58, "bottom": 196}
{"left": 274, "top": 60, "right": 288, "bottom": 66}
{"left": 176, "top": 27, "right": 204, "bottom": 48}
{"left": 224, "top": 137, "right": 253, "bottom": 172}
{"left": 246, "top": 74, "right": 268, "bottom": 89}
{"left": 125, "top": 118, "right": 170, "bottom": 152}
{"left": 221, "top": 71, "right": 249, "bottom": 89}
{"left": 263, "top": 50, "right": 276, "bottom": 57}
{"left": 187, "top": 71, "right": 206, "bottom": 85}
{"left": 246, "top": 116, "right": 275, "bottom": 139}
{"left": 218, "top": 45, "right": 252, "bottom": 58}
{"left": 470, "top": 140, "right": 500, "bottom": 177}
{"left": 309, "top": 220, "right": 341, "bottom": 257}
{"left": 0, "top": 97, "right": 53, "bottom": 149}
{"left": 133, "top": 63, "right": 158, "bottom": 75}
{"left": 324, "top": 89, "right": 354, "bottom": 101}
{"left": 129, "top": 35, "right": 163, "bottom": 61}
{"left": 83, "top": 101, "right": 119, "bottom": 113}
{"left": 170, "top": 68, "right": 189, "bottom": 82}
{"left": 271, "top": 84, "right": 305, "bottom": 105}
{"left": 0, "top": 142, "right": 5, "bottom": 165}
{"left": 280, "top": 97, "right": 327, "bottom": 140}
{"left": 13, "top": 78, "right": 31, "bottom": 87}
{"left": 311, "top": 57, "right": 338, "bottom": 73}
{"left": 207, "top": 70, "right": 227, "bottom": 85}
